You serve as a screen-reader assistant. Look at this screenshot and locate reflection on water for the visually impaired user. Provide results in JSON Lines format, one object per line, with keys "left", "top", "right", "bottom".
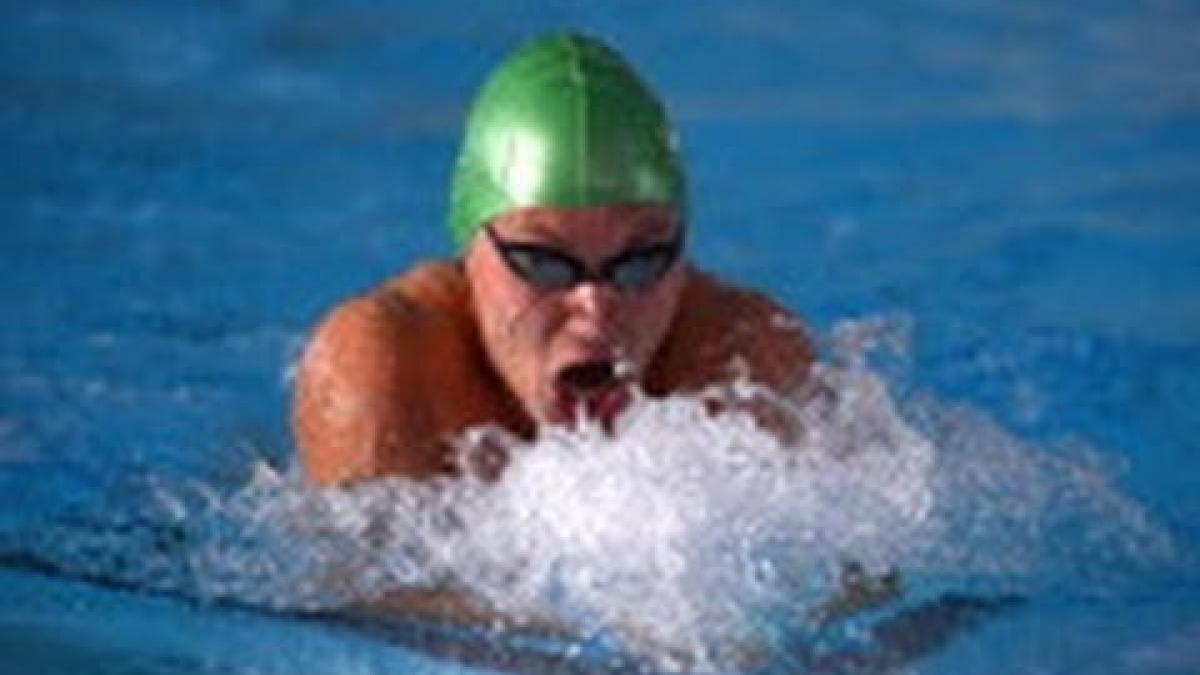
{"left": 1, "top": 317, "right": 1178, "bottom": 673}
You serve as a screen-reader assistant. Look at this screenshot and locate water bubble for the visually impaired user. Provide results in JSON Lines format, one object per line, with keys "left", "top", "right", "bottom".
{"left": 6, "top": 316, "right": 1181, "bottom": 672}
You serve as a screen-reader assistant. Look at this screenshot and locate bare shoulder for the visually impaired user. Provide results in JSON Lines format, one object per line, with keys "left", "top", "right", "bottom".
{"left": 292, "top": 263, "right": 466, "bottom": 485}
{"left": 651, "top": 268, "right": 814, "bottom": 395}
{"left": 377, "top": 260, "right": 471, "bottom": 314}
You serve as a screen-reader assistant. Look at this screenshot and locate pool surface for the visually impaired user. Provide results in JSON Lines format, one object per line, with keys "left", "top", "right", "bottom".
{"left": 2, "top": 1, "right": 1198, "bottom": 673}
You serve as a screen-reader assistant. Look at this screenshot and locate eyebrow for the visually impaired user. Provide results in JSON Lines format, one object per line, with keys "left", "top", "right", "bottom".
{"left": 508, "top": 225, "right": 573, "bottom": 249}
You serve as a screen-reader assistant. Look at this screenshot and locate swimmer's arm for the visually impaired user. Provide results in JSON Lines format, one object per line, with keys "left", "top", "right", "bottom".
{"left": 807, "top": 562, "right": 905, "bottom": 628}
{"left": 349, "top": 586, "right": 577, "bottom": 639}
{"left": 292, "top": 294, "right": 444, "bottom": 485}
{"left": 352, "top": 587, "right": 709, "bottom": 669}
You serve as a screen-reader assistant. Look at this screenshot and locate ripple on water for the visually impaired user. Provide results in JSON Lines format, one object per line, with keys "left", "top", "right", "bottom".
{"left": 2, "top": 317, "right": 1180, "bottom": 673}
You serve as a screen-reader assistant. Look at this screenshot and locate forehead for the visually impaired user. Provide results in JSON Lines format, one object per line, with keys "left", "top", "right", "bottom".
{"left": 489, "top": 205, "right": 680, "bottom": 247}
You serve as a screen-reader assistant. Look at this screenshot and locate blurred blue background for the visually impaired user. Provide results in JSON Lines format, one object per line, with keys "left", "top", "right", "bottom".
{"left": 1, "top": 1, "right": 1198, "bottom": 673}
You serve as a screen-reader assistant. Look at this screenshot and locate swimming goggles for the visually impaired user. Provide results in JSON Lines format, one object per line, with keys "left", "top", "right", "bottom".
{"left": 484, "top": 224, "right": 684, "bottom": 292}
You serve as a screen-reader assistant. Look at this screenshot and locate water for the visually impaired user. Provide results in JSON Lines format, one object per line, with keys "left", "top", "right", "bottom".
{"left": 2, "top": 1, "right": 1198, "bottom": 673}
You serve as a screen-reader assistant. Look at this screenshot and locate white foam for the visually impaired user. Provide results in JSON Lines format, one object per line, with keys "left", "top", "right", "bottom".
{"left": 13, "top": 316, "right": 1179, "bottom": 673}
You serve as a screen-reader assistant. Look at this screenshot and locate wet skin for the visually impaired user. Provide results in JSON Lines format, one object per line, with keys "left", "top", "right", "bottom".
{"left": 464, "top": 204, "right": 686, "bottom": 430}
{"left": 291, "top": 203, "right": 818, "bottom": 645}
{"left": 292, "top": 204, "right": 813, "bottom": 485}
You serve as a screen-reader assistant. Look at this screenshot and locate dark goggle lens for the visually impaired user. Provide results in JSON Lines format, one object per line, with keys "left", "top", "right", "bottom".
{"left": 608, "top": 247, "right": 678, "bottom": 290}
{"left": 504, "top": 248, "right": 580, "bottom": 289}
{"left": 487, "top": 225, "right": 681, "bottom": 291}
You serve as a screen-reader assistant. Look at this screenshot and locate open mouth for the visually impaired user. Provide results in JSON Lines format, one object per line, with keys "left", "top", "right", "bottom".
{"left": 557, "top": 359, "right": 619, "bottom": 393}
{"left": 552, "top": 359, "right": 632, "bottom": 430}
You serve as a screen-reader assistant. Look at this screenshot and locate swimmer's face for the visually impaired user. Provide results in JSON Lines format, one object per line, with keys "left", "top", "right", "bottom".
{"left": 464, "top": 204, "right": 687, "bottom": 428}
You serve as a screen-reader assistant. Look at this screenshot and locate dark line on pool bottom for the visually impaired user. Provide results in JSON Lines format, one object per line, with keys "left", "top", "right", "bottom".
{"left": 0, "top": 553, "right": 1024, "bottom": 674}
{"left": 317, "top": 610, "right": 655, "bottom": 675}
{"left": 0, "top": 553, "right": 641, "bottom": 674}
{"left": 779, "top": 594, "right": 1026, "bottom": 674}
{"left": 317, "top": 594, "right": 1026, "bottom": 675}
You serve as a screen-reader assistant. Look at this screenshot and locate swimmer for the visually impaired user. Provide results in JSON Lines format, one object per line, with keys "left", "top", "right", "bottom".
{"left": 293, "top": 33, "right": 909, "bottom": 657}
{"left": 292, "top": 32, "right": 815, "bottom": 486}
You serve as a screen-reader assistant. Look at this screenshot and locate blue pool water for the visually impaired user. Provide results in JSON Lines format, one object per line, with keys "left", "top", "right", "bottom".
{"left": 2, "top": 1, "right": 1198, "bottom": 673}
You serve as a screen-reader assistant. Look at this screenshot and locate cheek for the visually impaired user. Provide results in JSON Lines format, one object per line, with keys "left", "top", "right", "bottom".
{"left": 468, "top": 250, "right": 565, "bottom": 412}
{"left": 482, "top": 288, "right": 564, "bottom": 367}
{"left": 510, "top": 295, "right": 562, "bottom": 345}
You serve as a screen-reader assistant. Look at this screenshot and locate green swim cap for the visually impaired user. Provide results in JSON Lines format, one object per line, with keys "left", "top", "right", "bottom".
{"left": 447, "top": 32, "right": 686, "bottom": 249}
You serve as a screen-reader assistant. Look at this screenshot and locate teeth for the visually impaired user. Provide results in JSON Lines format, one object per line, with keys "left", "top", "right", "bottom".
{"left": 613, "top": 359, "right": 634, "bottom": 379}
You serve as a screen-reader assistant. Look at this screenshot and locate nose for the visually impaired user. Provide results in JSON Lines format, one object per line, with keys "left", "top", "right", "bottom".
{"left": 565, "top": 280, "right": 620, "bottom": 322}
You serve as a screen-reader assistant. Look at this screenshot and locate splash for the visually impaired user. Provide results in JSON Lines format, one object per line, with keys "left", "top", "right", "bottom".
{"left": 2, "top": 316, "right": 1179, "bottom": 673}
